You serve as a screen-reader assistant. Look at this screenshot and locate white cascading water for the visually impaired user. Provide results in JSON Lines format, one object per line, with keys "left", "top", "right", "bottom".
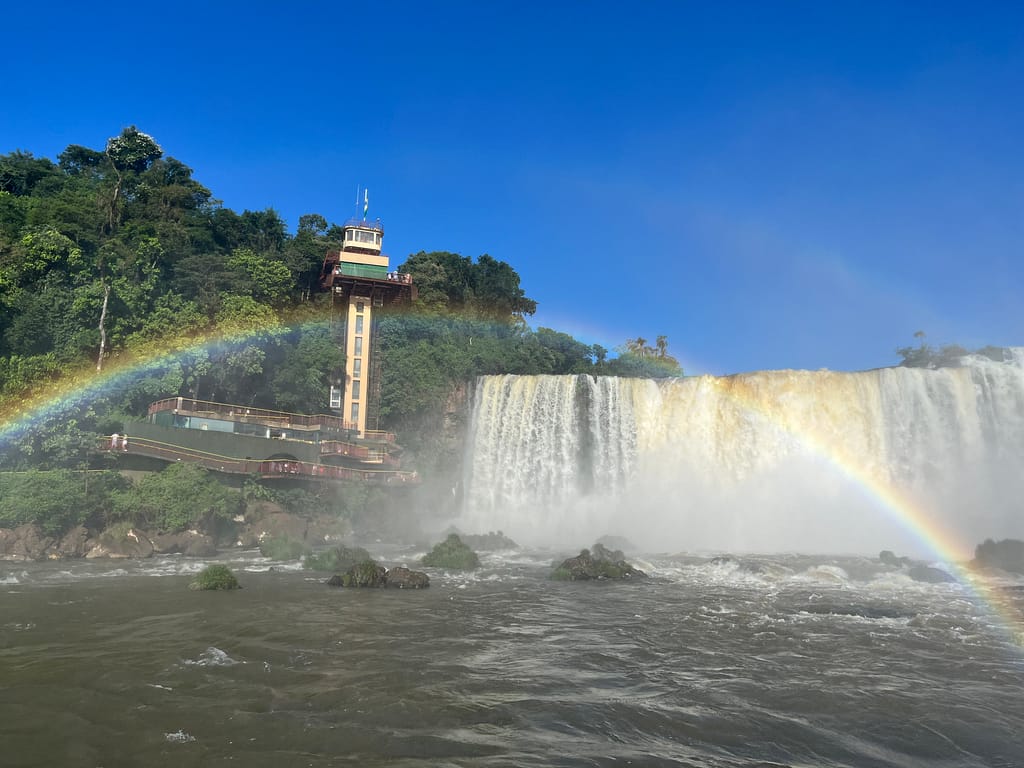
{"left": 458, "top": 352, "right": 1024, "bottom": 556}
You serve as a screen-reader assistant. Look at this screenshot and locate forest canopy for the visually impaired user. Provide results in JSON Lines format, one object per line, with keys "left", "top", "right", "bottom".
{"left": 0, "top": 128, "right": 683, "bottom": 471}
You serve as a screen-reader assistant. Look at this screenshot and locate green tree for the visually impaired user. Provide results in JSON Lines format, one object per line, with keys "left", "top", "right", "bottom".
{"left": 111, "top": 463, "right": 240, "bottom": 532}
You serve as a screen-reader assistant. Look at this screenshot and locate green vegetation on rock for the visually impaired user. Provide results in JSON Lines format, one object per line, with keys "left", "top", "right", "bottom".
{"left": 421, "top": 533, "right": 480, "bottom": 570}
{"left": 551, "top": 543, "right": 647, "bottom": 581}
{"left": 189, "top": 564, "right": 240, "bottom": 590}
{"left": 338, "top": 559, "right": 388, "bottom": 587}
{"left": 259, "top": 535, "right": 307, "bottom": 561}
{"left": 304, "top": 545, "right": 373, "bottom": 572}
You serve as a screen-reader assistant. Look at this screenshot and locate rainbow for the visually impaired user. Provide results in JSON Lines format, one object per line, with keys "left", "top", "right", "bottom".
{"left": 2, "top": 322, "right": 1020, "bottom": 643}
{"left": 0, "top": 316, "right": 312, "bottom": 448}
{"left": 693, "top": 373, "right": 1023, "bottom": 643}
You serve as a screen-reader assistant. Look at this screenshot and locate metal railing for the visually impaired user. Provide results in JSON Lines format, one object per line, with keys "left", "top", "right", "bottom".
{"left": 146, "top": 397, "right": 397, "bottom": 441}
{"left": 97, "top": 437, "right": 416, "bottom": 484}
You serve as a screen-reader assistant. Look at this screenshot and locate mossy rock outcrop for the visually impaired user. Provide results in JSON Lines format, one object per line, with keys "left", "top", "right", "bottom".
{"left": 551, "top": 543, "right": 647, "bottom": 581}
{"left": 421, "top": 534, "right": 480, "bottom": 570}
{"left": 327, "top": 559, "right": 388, "bottom": 588}
{"left": 189, "top": 564, "right": 241, "bottom": 591}
{"left": 325, "top": 559, "right": 430, "bottom": 589}
{"left": 305, "top": 545, "right": 373, "bottom": 572}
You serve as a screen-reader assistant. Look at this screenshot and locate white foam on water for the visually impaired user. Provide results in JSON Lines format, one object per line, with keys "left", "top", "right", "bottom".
{"left": 183, "top": 646, "right": 243, "bottom": 667}
{"left": 164, "top": 730, "right": 196, "bottom": 743}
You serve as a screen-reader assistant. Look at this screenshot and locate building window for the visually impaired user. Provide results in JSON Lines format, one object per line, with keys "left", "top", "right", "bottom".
{"left": 353, "top": 358, "right": 362, "bottom": 376}
{"left": 350, "top": 402, "right": 360, "bottom": 423}
{"left": 351, "top": 380, "right": 361, "bottom": 400}
{"left": 355, "top": 315, "right": 364, "bottom": 334}
{"left": 356, "top": 301, "right": 365, "bottom": 314}
{"left": 355, "top": 337, "right": 363, "bottom": 356}
{"left": 329, "top": 386, "right": 342, "bottom": 409}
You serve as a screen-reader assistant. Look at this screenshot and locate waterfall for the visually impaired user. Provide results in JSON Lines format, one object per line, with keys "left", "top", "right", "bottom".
{"left": 459, "top": 353, "right": 1024, "bottom": 556}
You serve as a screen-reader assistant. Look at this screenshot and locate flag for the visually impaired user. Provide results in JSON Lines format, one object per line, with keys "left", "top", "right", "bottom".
{"left": 363, "top": 189, "right": 368, "bottom": 220}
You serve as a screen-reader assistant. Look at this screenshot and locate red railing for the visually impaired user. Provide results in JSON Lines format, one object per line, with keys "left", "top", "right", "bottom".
{"left": 97, "top": 437, "right": 417, "bottom": 485}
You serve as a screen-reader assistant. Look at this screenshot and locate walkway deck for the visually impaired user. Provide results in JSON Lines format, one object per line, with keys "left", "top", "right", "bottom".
{"left": 98, "top": 436, "right": 418, "bottom": 486}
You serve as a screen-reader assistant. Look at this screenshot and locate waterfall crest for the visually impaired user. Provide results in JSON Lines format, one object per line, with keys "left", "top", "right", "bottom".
{"left": 459, "top": 354, "right": 1024, "bottom": 556}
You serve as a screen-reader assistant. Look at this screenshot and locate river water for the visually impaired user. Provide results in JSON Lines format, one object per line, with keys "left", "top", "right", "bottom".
{"left": 2, "top": 550, "right": 1023, "bottom": 767}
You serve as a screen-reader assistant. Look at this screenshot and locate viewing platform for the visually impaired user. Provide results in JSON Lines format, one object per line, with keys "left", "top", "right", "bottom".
{"left": 97, "top": 435, "right": 417, "bottom": 485}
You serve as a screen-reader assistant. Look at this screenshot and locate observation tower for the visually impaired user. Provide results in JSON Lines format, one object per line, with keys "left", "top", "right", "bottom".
{"left": 319, "top": 194, "right": 415, "bottom": 436}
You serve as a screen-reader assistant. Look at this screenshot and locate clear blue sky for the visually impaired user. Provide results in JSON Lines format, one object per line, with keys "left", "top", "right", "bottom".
{"left": 4, "top": 1, "right": 1021, "bottom": 374}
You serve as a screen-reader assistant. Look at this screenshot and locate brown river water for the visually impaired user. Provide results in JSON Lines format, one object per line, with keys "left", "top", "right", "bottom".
{"left": 2, "top": 550, "right": 1023, "bottom": 767}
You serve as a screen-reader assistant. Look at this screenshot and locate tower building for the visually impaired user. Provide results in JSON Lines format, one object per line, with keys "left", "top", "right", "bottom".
{"left": 319, "top": 204, "right": 415, "bottom": 436}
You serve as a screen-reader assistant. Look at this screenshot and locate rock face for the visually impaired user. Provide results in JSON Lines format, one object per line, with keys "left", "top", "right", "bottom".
{"left": 85, "top": 528, "right": 155, "bottom": 559}
{"left": 421, "top": 534, "right": 480, "bottom": 570}
{"left": 151, "top": 531, "right": 217, "bottom": 557}
{"left": 1, "top": 524, "right": 215, "bottom": 561}
{"left": 551, "top": 543, "right": 647, "bottom": 581}
{"left": 973, "top": 538, "right": 1024, "bottom": 574}
{"left": 237, "top": 503, "right": 350, "bottom": 550}
{"left": 0, "top": 525, "right": 56, "bottom": 561}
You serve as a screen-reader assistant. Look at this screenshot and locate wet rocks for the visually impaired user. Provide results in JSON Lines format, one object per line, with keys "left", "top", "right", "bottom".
{"left": 384, "top": 566, "right": 430, "bottom": 589}
{"left": 973, "top": 538, "right": 1024, "bottom": 574}
{"left": 0, "top": 524, "right": 55, "bottom": 561}
{"left": 879, "top": 550, "right": 912, "bottom": 568}
{"left": 908, "top": 565, "right": 957, "bottom": 584}
{"left": 551, "top": 543, "right": 647, "bottom": 581}
{"left": 85, "top": 527, "right": 155, "bottom": 559}
{"left": 151, "top": 530, "right": 217, "bottom": 557}
{"left": 325, "top": 559, "right": 430, "bottom": 588}
{"left": 332, "top": 559, "right": 388, "bottom": 587}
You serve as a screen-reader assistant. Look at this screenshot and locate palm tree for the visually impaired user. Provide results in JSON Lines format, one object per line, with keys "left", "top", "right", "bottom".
{"left": 655, "top": 335, "right": 668, "bottom": 359}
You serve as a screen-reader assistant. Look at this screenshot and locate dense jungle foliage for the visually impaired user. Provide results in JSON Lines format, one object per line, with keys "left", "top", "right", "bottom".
{"left": 0, "top": 128, "right": 681, "bottom": 535}
{"left": 0, "top": 127, "right": 681, "bottom": 469}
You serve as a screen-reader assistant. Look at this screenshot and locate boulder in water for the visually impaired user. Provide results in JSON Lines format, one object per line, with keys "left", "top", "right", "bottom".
{"left": 973, "top": 538, "right": 1024, "bottom": 574}
{"left": 908, "top": 565, "right": 956, "bottom": 584}
{"left": 879, "top": 550, "right": 912, "bottom": 567}
{"left": 330, "top": 559, "right": 388, "bottom": 588}
{"left": 422, "top": 534, "right": 480, "bottom": 570}
{"left": 551, "top": 543, "right": 647, "bottom": 581}
{"left": 384, "top": 566, "right": 430, "bottom": 589}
